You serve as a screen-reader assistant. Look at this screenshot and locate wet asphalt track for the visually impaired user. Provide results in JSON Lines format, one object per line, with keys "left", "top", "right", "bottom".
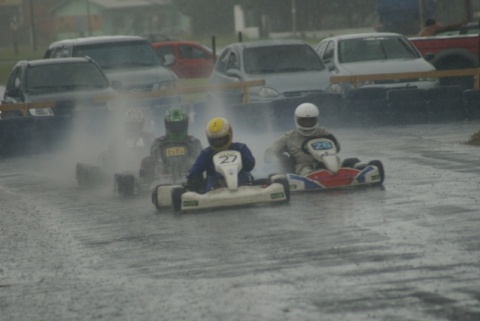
{"left": 1, "top": 121, "right": 480, "bottom": 321}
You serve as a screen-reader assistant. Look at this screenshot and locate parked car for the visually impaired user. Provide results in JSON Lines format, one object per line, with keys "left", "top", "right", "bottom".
{"left": 151, "top": 40, "right": 216, "bottom": 78}
{"left": 43, "top": 35, "right": 178, "bottom": 107}
{"left": 1, "top": 57, "right": 115, "bottom": 118}
{"left": 435, "top": 22, "right": 480, "bottom": 36}
{"left": 209, "top": 39, "right": 330, "bottom": 104}
{"left": 315, "top": 33, "right": 439, "bottom": 94}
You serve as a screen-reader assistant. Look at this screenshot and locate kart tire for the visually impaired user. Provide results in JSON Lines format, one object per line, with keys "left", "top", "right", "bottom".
{"left": 254, "top": 178, "right": 269, "bottom": 186}
{"left": 152, "top": 185, "right": 160, "bottom": 211}
{"left": 342, "top": 158, "right": 361, "bottom": 168}
{"left": 171, "top": 186, "right": 186, "bottom": 213}
{"left": 272, "top": 177, "right": 290, "bottom": 203}
{"left": 117, "top": 173, "right": 135, "bottom": 197}
{"left": 368, "top": 160, "right": 385, "bottom": 185}
{"left": 76, "top": 163, "right": 100, "bottom": 187}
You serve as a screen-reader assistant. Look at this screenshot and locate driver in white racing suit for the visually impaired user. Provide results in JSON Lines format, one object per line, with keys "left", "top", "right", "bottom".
{"left": 264, "top": 103, "right": 340, "bottom": 176}
{"left": 99, "top": 109, "right": 155, "bottom": 171}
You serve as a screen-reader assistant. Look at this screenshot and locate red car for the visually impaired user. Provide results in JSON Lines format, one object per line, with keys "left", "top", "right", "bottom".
{"left": 151, "top": 40, "right": 216, "bottom": 79}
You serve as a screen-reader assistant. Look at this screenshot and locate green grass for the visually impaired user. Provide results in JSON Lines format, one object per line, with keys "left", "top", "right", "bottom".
{"left": 466, "top": 130, "right": 480, "bottom": 146}
{"left": 0, "top": 47, "right": 44, "bottom": 85}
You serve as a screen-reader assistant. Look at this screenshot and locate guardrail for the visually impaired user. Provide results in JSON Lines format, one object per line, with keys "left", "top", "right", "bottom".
{"left": 0, "top": 79, "right": 266, "bottom": 114}
{"left": 0, "top": 101, "right": 55, "bottom": 115}
{"left": 330, "top": 68, "right": 480, "bottom": 89}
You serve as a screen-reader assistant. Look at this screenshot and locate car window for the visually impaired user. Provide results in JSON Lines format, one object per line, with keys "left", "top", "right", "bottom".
{"left": 323, "top": 41, "right": 335, "bottom": 62}
{"left": 338, "top": 36, "right": 418, "bottom": 63}
{"left": 214, "top": 48, "right": 230, "bottom": 73}
{"left": 243, "top": 44, "right": 325, "bottom": 74}
{"left": 153, "top": 45, "right": 175, "bottom": 61}
{"left": 51, "top": 46, "right": 70, "bottom": 58}
{"left": 73, "top": 41, "right": 161, "bottom": 69}
{"left": 226, "top": 52, "right": 240, "bottom": 70}
{"left": 315, "top": 41, "right": 328, "bottom": 57}
{"left": 179, "top": 45, "right": 209, "bottom": 59}
{"left": 6, "top": 66, "right": 22, "bottom": 91}
{"left": 25, "top": 62, "right": 110, "bottom": 94}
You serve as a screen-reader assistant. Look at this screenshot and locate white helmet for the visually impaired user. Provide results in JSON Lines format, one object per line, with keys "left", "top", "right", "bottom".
{"left": 295, "top": 103, "right": 319, "bottom": 136}
{"left": 125, "top": 109, "right": 145, "bottom": 134}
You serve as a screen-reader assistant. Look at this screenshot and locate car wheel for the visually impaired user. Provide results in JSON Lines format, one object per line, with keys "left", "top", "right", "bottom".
{"left": 171, "top": 186, "right": 186, "bottom": 213}
{"left": 368, "top": 160, "right": 385, "bottom": 185}
{"left": 272, "top": 177, "right": 290, "bottom": 203}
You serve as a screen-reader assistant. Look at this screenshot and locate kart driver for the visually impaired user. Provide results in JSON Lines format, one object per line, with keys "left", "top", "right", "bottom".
{"left": 264, "top": 103, "right": 340, "bottom": 176}
{"left": 100, "top": 109, "right": 155, "bottom": 169}
{"left": 140, "top": 107, "right": 202, "bottom": 179}
{"left": 186, "top": 117, "right": 255, "bottom": 192}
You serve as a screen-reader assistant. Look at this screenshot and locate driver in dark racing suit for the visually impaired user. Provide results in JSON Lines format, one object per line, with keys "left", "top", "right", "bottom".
{"left": 140, "top": 107, "right": 202, "bottom": 180}
{"left": 186, "top": 117, "right": 255, "bottom": 192}
{"left": 264, "top": 103, "right": 340, "bottom": 176}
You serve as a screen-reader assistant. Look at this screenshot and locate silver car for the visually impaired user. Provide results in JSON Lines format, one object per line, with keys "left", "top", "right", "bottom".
{"left": 209, "top": 39, "right": 331, "bottom": 105}
{"left": 315, "top": 33, "right": 439, "bottom": 94}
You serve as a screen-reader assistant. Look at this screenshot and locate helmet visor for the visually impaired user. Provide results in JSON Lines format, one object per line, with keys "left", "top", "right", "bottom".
{"left": 297, "top": 116, "right": 318, "bottom": 128}
{"left": 166, "top": 119, "right": 187, "bottom": 134}
{"left": 208, "top": 135, "right": 230, "bottom": 149}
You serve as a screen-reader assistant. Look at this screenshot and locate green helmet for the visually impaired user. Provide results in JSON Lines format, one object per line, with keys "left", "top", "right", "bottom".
{"left": 165, "top": 107, "right": 188, "bottom": 141}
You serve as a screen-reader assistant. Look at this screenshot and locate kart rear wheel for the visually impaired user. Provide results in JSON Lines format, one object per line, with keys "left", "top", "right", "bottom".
{"left": 342, "top": 158, "right": 361, "bottom": 168}
{"left": 76, "top": 163, "right": 100, "bottom": 187}
{"left": 171, "top": 186, "right": 186, "bottom": 213}
{"left": 273, "top": 177, "right": 290, "bottom": 203}
{"left": 368, "top": 160, "right": 385, "bottom": 185}
{"left": 152, "top": 185, "right": 161, "bottom": 211}
{"left": 116, "top": 173, "right": 135, "bottom": 197}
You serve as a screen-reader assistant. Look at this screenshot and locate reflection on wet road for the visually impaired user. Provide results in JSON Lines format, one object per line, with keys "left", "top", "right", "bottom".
{"left": 1, "top": 122, "right": 479, "bottom": 320}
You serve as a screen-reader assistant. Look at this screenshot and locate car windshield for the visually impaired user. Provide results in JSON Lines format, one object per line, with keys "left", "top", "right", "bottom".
{"left": 74, "top": 41, "right": 161, "bottom": 69}
{"left": 243, "top": 44, "right": 325, "bottom": 74}
{"left": 26, "top": 62, "right": 110, "bottom": 94}
{"left": 338, "top": 36, "right": 419, "bottom": 63}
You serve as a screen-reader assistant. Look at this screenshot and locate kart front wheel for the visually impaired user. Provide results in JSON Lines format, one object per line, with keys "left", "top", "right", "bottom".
{"left": 342, "top": 157, "right": 361, "bottom": 168}
{"left": 171, "top": 186, "right": 186, "bottom": 213}
{"left": 369, "top": 160, "right": 385, "bottom": 185}
{"left": 273, "top": 177, "right": 290, "bottom": 203}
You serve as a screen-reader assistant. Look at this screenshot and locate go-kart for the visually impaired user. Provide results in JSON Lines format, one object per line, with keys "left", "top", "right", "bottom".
{"left": 152, "top": 150, "right": 290, "bottom": 212}
{"left": 115, "top": 142, "right": 192, "bottom": 198}
{"left": 269, "top": 135, "right": 384, "bottom": 192}
{"left": 76, "top": 142, "right": 149, "bottom": 192}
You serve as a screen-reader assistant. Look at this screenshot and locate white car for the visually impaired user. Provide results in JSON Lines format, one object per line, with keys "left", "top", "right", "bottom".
{"left": 315, "top": 32, "right": 439, "bottom": 94}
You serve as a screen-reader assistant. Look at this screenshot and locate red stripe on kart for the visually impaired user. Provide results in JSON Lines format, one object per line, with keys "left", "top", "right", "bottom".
{"left": 306, "top": 168, "right": 360, "bottom": 188}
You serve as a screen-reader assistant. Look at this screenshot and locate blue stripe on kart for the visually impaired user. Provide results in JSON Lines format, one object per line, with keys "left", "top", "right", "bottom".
{"left": 357, "top": 165, "right": 374, "bottom": 184}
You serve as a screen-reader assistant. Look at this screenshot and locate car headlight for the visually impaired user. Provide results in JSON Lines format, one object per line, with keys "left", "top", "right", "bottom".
{"left": 360, "top": 80, "right": 374, "bottom": 86}
{"left": 258, "top": 87, "right": 279, "bottom": 98}
{"left": 419, "top": 77, "right": 438, "bottom": 82}
{"left": 326, "top": 83, "right": 343, "bottom": 94}
{"left": 154, "top": 80, "right": 176, "bottom": 91}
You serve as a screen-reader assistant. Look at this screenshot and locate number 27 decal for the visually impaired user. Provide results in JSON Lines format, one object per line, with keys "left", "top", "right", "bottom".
{"left": 219, "top": 154, "right": 238, "bottom": 164}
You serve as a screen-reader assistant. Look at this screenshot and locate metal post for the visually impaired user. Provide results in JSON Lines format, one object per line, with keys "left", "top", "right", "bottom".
{"left": 291, "top": 0, "right": 297, "bottom": 37}
{"left": 86, "top": 0, "right": 92, "bottom": 36}
{"left": 28, "top": 0, "right": 37, "bottom": 51}
{"left": 418, "top": 0, "right": 424, "bottom": 29}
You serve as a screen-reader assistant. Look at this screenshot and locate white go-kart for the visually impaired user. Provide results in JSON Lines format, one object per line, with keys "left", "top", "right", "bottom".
{"left": 152, "top": 150, "right": 290, "bottom": 213}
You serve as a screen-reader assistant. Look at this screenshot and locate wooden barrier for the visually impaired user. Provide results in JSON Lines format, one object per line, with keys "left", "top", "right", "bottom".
{"left": 92, "top": 79, "right": 266, "bottom": 105}
{"left": 0, "top": 79, "right": 266, "bottom": 113}
{"left": 330, "top": 68, "right": 480, "bottom": 89}
{"left": 0, "top": 101, "right": 55, "bottom": 115}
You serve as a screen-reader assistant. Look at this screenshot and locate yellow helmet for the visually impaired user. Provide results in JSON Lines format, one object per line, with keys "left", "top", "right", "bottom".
{"left": 206, "top": 117, "right": 232, "bottom": 152}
